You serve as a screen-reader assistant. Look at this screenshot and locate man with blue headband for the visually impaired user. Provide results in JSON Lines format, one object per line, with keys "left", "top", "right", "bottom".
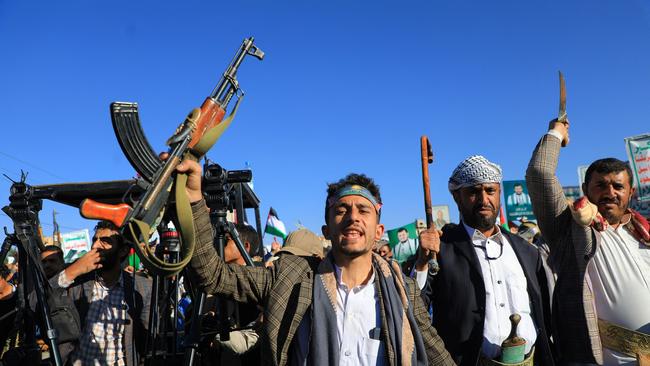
{"left": 418, "top": 155, "right": 554, "bottom": 366}
{"left": 177, "top": 162, "right": 454, "bottom": 366}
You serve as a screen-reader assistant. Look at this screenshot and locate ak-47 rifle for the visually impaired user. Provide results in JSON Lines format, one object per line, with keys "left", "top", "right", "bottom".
{"left": 80, "top": 37, "right": 264, "bottom": 276}
{"left": 420, "top": 136, "right": 440, "bottom": 274}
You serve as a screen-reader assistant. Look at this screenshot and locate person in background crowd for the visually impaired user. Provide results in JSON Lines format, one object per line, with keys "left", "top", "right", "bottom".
{"left": 376, "top": 240, "right": 393, "bottom": 260}
{"left": 40, "top": 245, "right": 66, "bottom": 280}
{"left": 179, "top": 160, "right": 454, "bottom": 365}
{"left": 527, "top": 118, "right": 650, "bottom": 365}
{"left": 0, "top": 265, "right": 17, "bottom": 359}
{"left": 206, "top": 223, "right": 263, "bottom": 365}
{"left": 52, "top": 221, "right": 152, "bottom": 366}
{"left": 419, "top": 155, "right": 554, "bottom": 366}
{"left": 275, "top": 228, "right": 324, "bottom": 260}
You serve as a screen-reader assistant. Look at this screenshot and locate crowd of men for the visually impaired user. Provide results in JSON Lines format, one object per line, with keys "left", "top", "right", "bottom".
{"left": 0, "top": 118, "right": 648, "bottom": 366}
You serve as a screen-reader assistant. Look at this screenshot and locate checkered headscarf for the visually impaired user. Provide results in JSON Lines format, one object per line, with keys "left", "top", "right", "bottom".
{"left": 448, "top": 155, "right": 502, "bottom": 192}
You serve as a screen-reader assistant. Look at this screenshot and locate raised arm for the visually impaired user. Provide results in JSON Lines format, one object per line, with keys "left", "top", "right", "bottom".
{"left": 187, "top": 201, "right": 273, "bottom": 304}
{"left": 525, "top": 121, "right": 572, "bottom": 246}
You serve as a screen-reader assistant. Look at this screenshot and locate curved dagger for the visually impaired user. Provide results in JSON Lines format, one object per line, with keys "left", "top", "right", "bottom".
{"left": 558, "top": 71, "right": 567, "bottom": 122}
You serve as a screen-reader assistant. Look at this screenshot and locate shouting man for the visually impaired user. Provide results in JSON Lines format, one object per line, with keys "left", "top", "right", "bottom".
{"left": 179, "top": 159, "right": 454, "bottom": 365}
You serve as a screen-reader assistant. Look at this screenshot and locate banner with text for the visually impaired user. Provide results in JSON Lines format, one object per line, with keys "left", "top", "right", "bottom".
{"left": 625, "top": 133, "right": 650, "bottom": 202}
{"left": 61, "top": 229, "right": 91, "bottom": 263}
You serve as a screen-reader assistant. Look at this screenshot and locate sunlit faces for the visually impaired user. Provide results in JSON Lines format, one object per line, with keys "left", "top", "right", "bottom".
{"left": 323, "top": 195, "right": 384, "bottom": 259}
{"left": 584, "top": 170, "right": 635, "bottom": 225}
{"left": 453, "top": 183, "right": 501, "bottom": 232}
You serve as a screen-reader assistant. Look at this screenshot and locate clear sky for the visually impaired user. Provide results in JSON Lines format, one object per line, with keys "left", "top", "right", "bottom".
{"left": 1, "top": 1, "right": 649, "bottom": 246}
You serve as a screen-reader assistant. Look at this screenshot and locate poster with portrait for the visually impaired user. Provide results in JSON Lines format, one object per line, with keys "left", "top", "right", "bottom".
{"left": 625, "top": 133, "right": 650, "bottom": 202}
{"left": 386, "top": 222, "right": 419, "bottom": 263}
{"left": 430, "top": 205, "right": 451, "bottom": 230}
{"left": 502, "top": 180, "right": 536, "bottom": 223}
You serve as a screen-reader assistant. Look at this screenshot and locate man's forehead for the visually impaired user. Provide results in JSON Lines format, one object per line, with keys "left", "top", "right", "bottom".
{"left": 332, "top": 194, "right": 374, "bottom": 207}
{"left": 591, "top": 170, "right": 630, "bottom": 183}
{"left": 464, "top": 183, "right": 500, "bottom": 190}
{"left": 95, "top": 228, "right": 119, "bottom": 236}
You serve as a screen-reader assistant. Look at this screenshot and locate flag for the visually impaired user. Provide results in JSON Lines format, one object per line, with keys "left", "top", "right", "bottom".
{"left": 499, "top": 206, "right": 510, "bottom": 232}
{"left": 264, "top": 207, "right": 287, "bottom": 239}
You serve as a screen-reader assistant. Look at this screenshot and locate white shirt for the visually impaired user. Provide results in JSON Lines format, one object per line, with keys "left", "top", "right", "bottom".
{"left": 587, "top": 219, "right": 650, "bottom": 365}
{"left": 463, "top": 223, "right": 537, "bottom": 359}
{"left": 334, "top": 264, "right": 385, "bottom": 366}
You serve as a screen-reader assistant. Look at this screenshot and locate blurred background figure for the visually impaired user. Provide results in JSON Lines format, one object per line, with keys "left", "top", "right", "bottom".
{"left": 276, "top": 229, "right": 324, "bottom": 259}
{"left": 376, "top": 239, "right": 393, "bottom": 260}
{"left": 40, "top": 245, "right": 66, "bottom": 279}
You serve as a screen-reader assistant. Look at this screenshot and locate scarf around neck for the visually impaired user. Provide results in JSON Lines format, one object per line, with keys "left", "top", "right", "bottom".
{"left": 306, "top": 252, "right": 428, "bottom": 366}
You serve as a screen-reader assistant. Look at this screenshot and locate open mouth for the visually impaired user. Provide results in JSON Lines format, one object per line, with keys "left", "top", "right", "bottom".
{"left": 342, "top": 228, "right": 364, "bottom": 240}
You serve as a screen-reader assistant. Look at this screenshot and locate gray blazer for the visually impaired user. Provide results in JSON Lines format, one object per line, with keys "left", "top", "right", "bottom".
{"left": 526, "top": 134, "right": 602, "bottom": 364}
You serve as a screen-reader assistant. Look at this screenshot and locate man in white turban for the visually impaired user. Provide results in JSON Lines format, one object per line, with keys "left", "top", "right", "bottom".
{"left": 416, "top": 155, "right": 555, "bottom": 366}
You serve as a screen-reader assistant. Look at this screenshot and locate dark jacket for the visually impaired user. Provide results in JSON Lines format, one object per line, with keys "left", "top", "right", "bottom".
{"left": 421, "top": 223, "right": 554, "bottom": 366}
{"left": 51, "top": 270, "right": 152, "bottom": 366}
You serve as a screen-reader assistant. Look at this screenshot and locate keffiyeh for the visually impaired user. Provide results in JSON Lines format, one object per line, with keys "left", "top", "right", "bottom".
{"left": 448, "top": 155, "right": 503, "bottom": 192}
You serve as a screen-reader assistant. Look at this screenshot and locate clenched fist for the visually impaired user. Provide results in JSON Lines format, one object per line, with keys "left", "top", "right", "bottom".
{"left": 416, "top": 227, "right": 441, "bottom": 271}
{"left": 548, "top": 118, "right": 570, "bottom": 147}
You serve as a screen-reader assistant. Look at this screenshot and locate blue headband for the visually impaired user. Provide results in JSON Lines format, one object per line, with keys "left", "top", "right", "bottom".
{"left": 327, "top": 185, "right": 382, "bottom": 213}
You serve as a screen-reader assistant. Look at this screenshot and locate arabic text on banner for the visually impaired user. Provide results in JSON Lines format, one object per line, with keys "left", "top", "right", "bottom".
{"left": 625, "top": 133, "right": 650, "bottom": 202}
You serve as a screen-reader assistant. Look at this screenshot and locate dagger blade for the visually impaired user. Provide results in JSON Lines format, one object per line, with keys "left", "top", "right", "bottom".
{"left": 558, "top": 71, "right": 567, "bottom": 122}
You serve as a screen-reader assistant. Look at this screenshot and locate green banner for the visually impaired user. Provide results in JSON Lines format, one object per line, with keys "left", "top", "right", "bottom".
{"left": 386, "top": 222, "right": 419, "bottom": 263}
{"left": 503, "top": 180, "right": 536, "bottom": 223}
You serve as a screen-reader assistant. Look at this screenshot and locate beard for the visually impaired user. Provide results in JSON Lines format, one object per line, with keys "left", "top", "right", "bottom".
{"left": 461, "top": 202, "right": 499, "bottom": 232}
{"left": 594, "top": 196, "right": 630, "bottom": 224}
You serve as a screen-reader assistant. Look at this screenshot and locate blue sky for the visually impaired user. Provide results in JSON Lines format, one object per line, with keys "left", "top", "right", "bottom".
{"left": 1, "top": 1, "right": 649, "bottom": 246}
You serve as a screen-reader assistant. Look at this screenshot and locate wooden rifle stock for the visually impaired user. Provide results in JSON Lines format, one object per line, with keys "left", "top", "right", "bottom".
{"left": 80, "top": 198, "right": 132, "bottom": 228}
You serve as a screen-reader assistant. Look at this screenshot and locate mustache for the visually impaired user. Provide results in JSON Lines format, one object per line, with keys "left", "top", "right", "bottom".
{"left": 473, "top": 203, "right": 496, "bottom": 212}
{"left": 342, "top": 224, "right": 365, "bottom": 234}
{"left": 598, "top": 198, "right": 620, "bottom": 205}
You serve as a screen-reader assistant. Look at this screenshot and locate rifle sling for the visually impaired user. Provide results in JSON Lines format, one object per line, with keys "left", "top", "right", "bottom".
{"left": 126, "top": 97, "right": 243, "bottom": 277}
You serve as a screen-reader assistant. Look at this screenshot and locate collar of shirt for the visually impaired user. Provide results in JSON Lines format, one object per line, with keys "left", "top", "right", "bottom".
{"left": 334, "top": 263, "right": 375, "bottom": 292}
{"left": 463, "top": 222, "right": 505, "bottom": 259}
{"left": 462, "top": 221, "right": 505, "bottom": 243}
{"left": 95, "top": 272, "right": 124, "bottom": 291}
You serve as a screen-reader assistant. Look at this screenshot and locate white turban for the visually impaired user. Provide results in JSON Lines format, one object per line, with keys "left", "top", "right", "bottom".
{"left": 448, "top": 155, "right": 502, "bottom": 192}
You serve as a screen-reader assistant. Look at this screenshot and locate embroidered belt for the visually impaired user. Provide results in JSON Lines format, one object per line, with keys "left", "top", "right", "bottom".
{"left": 479, "top": 347, "right": 535, "bottom": 366}
{"left": 598, "top": 318, "right": 650, "bottom": 365}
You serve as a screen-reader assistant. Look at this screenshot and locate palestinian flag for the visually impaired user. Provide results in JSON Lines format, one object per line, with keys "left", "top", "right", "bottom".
{"left": 264, "top": 207, "right": 287, "bottom": 239}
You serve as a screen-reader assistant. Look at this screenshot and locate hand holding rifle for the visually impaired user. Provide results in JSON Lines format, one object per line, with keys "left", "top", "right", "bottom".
{"left": 79, "top": 38, "right": 264, "bottom": 276}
